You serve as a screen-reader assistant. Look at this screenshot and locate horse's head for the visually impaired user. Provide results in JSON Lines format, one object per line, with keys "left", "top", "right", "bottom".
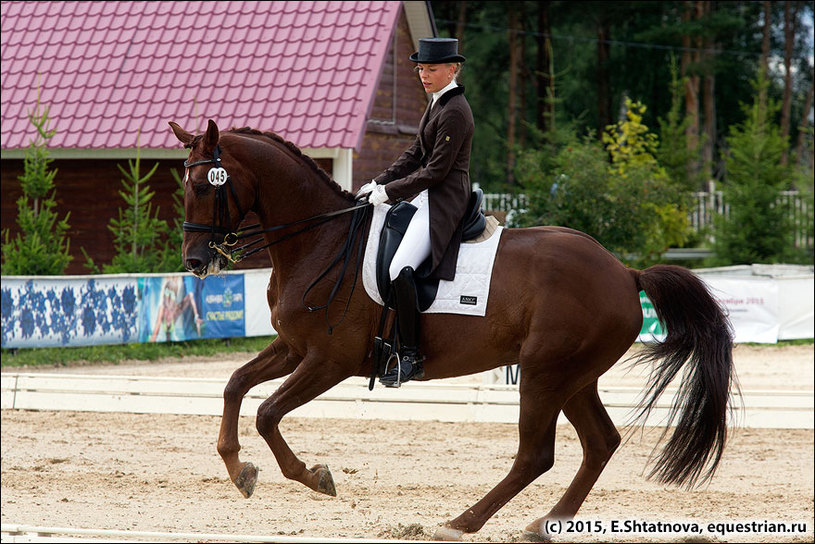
{"left": 169, "top": 119, "right": 249, "bottom": 278}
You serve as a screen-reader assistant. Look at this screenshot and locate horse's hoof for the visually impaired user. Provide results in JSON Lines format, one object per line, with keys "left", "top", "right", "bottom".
{"left": 433, "top": 526, "right": 464, "bottom": 541}
{"left": 522, "top": 520, "right": 554, "bottom": 543}
{"left": 521, "top": 529, "right": 552, "bottom": 543}
{"left": 311, "top": 464, "right": 336, "bottom": 497}
{"left": 234, "top": 462, "right": 258, "bottom": 498}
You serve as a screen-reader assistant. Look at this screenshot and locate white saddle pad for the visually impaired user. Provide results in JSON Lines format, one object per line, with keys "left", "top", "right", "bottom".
{"left": 362, "top": 204, "right": 503, "bottom": 316}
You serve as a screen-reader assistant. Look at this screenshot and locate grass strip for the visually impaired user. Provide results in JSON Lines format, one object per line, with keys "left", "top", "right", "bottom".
{"left": 1, "top": 336, "right": 277, "bottom": 368}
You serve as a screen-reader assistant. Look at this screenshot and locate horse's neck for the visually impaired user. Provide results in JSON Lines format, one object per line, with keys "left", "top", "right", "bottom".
{"left": 250, "top": 142, "right": 357, "bottom": 277}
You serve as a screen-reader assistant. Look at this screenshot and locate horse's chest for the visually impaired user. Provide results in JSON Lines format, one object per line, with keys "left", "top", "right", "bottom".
{"left": 268, "top": 297, "right": 313, "bottom": 346}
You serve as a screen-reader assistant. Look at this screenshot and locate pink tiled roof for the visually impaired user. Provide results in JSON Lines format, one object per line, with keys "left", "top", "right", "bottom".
{"left": 1, "top": 1, "right": 402, "bottom": 151}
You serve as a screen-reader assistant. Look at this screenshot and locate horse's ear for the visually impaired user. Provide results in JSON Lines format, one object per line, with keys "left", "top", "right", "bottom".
{"left": 202, "top": 119, "right": 219, "bottom": 153}
{"left": 169, "top": 122, "right": 194, "bottom": 145}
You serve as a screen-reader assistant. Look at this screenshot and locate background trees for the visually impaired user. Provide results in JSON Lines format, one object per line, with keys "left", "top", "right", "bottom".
{"left": 431, "top": 0, "right": 813, "bottom": 265}
{"left": 431, "top": 0, "right": 813, "bottom": 192}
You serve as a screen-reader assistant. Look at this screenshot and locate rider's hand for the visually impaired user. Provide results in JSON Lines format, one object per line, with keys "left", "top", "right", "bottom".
{"left": 355, "top": 180, "right": 377, "bottom": 199}
{"left": 367, "top": 184, "right": 389, "bottom": 206}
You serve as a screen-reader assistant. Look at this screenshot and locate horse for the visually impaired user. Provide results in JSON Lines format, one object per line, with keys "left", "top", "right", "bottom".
{"left": 169, "top": 119, "right": 737, "bottom": 541}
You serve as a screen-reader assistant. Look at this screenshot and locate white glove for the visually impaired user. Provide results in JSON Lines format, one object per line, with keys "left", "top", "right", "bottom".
{"left": 367, "top": 184, "right": 390, "bottom": 206}
{"left": 355, "top": 180, "right": 377, "bottom": 199}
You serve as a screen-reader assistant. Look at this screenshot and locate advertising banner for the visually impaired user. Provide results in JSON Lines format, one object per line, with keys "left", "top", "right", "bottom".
{"left": 2, "top": 268, "right": 810, "bottom": 349}
{"left": 137, "top": 274, "right": 245, "bottom": 343}
{"left": 706, "top": 277, "right": 780, "bottom": 344}
{"left": 638, "top": 291, "right": 665, "bottom": 342}
{"left": 639, "top": 276, "right": 782, "bottom": 344}
{"left": 1, "top": 276, "right": 139, "bottom": 348}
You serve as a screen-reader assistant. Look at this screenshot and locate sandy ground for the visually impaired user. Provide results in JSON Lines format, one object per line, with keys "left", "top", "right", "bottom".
{"left": 2, "top": 344, "right": 813, "bottom": 542}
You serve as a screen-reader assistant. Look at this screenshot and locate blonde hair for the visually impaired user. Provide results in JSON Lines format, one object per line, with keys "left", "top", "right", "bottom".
{"left": 414, "top": 62, "right": 463, "bottom": 77}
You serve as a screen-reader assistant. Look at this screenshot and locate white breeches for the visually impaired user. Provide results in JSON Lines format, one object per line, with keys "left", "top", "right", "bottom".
{"left": 389, "top": 190, "right": 431, "bottom": 281}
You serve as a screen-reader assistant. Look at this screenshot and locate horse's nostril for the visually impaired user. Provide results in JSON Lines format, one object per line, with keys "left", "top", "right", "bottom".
{"left": 185, "top": 258, "right": 202, "bottom": 272}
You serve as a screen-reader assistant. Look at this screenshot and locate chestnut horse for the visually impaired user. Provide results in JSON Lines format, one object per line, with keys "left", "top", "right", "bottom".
{"left": 169, "top": 120, "right": 736, "bottom": 541}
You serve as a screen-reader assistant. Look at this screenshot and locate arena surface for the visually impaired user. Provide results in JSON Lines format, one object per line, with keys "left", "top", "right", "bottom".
{"left": 2, "top": 344, "right": 813, "bottom": 542}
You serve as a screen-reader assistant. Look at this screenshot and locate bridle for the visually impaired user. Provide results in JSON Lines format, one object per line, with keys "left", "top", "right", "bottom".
{"left": 181, "top": 144, "right": 372, "bottom": 334}
{"left": 182, "top": 145, "right": 249, "bottom": 260}
{"left": 182, "top": 145, "right": 369, "bottom": 265}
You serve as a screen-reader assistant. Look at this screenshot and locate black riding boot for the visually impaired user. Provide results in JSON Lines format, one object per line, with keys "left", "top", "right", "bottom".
{"left": 380, "top": 266, "right": 424, "bottom": 387}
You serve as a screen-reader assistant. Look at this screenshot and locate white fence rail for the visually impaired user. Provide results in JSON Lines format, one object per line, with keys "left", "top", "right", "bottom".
{"left": 481, "top": 189, "right": 814, "bottom": 248}
{"left": 2, "top": 373, "right": 812, "bottom": 429}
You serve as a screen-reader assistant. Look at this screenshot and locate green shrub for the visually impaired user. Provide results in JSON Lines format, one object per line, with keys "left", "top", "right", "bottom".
{"left": 711, "top": 73, "right": 801, "bottom": 265}
{"left": 515, "top": 100, "right": 689, "bottom": 267}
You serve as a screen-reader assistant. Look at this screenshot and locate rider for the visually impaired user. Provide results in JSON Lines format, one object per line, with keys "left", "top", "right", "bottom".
{"left": 357, "top": 37, "right": 474, "bottom": 387}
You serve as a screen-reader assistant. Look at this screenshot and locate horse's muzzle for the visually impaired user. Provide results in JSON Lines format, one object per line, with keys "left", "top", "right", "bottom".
{"left": 185, "top": 257, "right": 209, "bottom": 278}
{"left": 184, "top": 245, "right": 225, "bottom": 278}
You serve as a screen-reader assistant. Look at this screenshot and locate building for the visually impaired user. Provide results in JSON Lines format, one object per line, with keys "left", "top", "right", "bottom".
{"left": 1, "top": 1, "right": 435, "bottom": 273}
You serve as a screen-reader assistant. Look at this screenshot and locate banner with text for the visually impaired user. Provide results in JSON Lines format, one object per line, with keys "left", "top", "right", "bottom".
{"left": 639, "top": 276, "right": 785, "bottom": 344}
{"left": 2, "top": 272, "right": 250, "bottom": 349}
{"left": 2, "top": 270, "right": 810, "bottom": 349}
{"left": 137, "top": 274, "right": 245, "bottom": 343}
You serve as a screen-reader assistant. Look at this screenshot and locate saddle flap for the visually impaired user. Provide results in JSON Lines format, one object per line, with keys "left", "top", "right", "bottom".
{"left": 376, "top": 202, "right": 417, "bottom": 302}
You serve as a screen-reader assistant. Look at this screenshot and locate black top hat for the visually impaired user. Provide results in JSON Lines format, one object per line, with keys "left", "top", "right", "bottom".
{"left": 409, "top": 38, "right": 466, "bottom": 64}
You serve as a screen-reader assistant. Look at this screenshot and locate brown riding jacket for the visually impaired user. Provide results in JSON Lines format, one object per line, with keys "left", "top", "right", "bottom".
{"left": 374, "top": 86, "right": 474, "bottom": 281}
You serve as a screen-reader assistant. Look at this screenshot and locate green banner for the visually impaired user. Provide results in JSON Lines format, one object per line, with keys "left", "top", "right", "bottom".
{"left": 639, "top": 291, "right": 664, "bottom": 339}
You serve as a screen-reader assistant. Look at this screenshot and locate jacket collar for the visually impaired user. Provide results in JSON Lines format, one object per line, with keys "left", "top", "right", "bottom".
{"left": 436, "top": 85, "right": 465, "bottom": 108}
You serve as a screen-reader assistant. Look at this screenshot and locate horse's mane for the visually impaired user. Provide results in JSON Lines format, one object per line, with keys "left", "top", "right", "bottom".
{"left": 225, "top": 127, "right": 356, "bottom": 201}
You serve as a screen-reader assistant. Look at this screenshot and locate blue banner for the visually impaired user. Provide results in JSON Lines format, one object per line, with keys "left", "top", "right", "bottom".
{"left": 137, "top": 274, "right": 244, "bottom": 343}
{"left": 198, "top": 274, "right": 245, "bottom": 339}
{"left": 1, "top": 277, "right": 139, "bottom": 348}
{"left": 2, "top": 273, "right": 247, "bottom": 348}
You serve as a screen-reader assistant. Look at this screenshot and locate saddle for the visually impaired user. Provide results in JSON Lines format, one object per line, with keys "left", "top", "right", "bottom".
{"left": 375, "top": 188, "right": 487, "bottom": 311}
{"left": 369, "top": 189, "right": 487, "bottom": 390}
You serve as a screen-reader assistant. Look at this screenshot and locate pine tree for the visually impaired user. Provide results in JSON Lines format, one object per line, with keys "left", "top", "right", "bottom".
{"left": 657, "top": 56, "right": 704, "bottom": 193}
{"left": 83, "top": 137, "right": 178, "bottom": 273}
{"left": 166, "top": 168, "right": 187, "bottom": 272}
{"left": 712, "top": 71, "right": 795, "bottom": 265}
{"left": 1, "top": 93, "right": 72, "bottom": 275}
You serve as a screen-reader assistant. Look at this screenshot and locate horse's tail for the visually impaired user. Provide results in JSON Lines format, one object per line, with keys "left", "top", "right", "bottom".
{"left": 628, "top": 264, "right": 737, "bottom": 489}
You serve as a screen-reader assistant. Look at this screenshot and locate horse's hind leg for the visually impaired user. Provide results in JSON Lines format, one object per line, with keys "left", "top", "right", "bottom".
{"left": 524, "top": 381, "right": 621, "bottom": 539}
{"left": 435, "top": 369, "right": 564, "bottom": 541}
{"left": 217, "top": 338, "right": 300, "bottom": 498}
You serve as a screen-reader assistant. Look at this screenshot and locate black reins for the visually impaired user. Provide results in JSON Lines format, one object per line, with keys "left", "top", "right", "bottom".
{"left": 182, "top": 144, "right": 373, "bottom": 334}
{"left": 182, "top": 145, "right": 370, "bottom": 264}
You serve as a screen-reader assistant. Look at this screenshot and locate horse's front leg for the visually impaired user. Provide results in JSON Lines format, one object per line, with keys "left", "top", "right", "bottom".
{"left": 255, "top": 354, "right": 353, "bottom": 497}
{"left": 218, "top": 338, "right": 301, "bottom": 498}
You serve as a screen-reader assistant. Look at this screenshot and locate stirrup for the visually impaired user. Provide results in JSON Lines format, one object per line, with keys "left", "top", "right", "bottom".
{"left": 379, "top": 351, "right": 424, "bottom": 388}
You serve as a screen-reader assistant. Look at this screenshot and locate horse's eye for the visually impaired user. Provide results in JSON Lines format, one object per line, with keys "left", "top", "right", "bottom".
{"left": 190, "top": 180, "right": 212, "bottom": 196}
